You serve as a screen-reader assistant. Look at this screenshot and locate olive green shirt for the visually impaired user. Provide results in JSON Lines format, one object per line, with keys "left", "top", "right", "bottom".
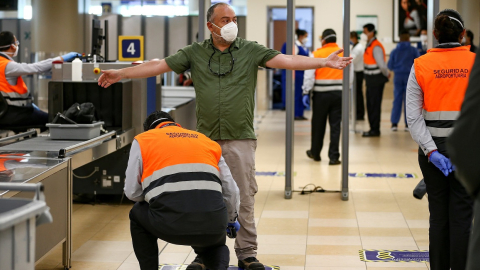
{"left": 165, "top": 37, "right": 281, "bottom": 141}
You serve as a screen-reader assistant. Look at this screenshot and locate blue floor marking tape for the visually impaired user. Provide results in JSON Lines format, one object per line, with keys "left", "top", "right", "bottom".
{"left": 359, "top": 250, "right": 429, "bottom": 262}
{"left": 349, "top": 173, "right": 417, "bottom": 178}
{"left": 256, "top": 171, "right": 296, "bottom": 177}
{"left": 159, "top": 265, "right": 280, "bottom": 270}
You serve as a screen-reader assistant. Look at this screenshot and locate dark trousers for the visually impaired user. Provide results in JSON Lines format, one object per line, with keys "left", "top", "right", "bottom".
{"left": 129, "top": 202, "right": 229, "bottom": 270}
{"left": 467, "top": 196, "right": 480, "bottom": 270}
{"left": 365, "top": 75, "right": 386, "bottom": 132}
{"left": 310, "top": 91, "right": 342, "bottom": 160}
{"left": 355, "top": 71, "right": 365, "bottom": 120}
{"left": 0, "top": 104, "right": 48, "bottom": 131}
{"left": 418, "top": 153, "right": 473, "bottom": 270}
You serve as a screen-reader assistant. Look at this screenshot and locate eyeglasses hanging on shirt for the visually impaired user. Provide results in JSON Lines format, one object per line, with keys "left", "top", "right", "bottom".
{"left": 208, "top": 45, "right": 235, "bottom": 77}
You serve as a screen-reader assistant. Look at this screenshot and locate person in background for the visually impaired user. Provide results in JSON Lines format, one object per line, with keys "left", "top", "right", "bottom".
{"left": 0, "top": 31, "right": 79, "bottom": 130}
{"left": 388, "top": 30, "right": 419, "bottom": 131}
{"left": 417, "top": 29, "right": 428, "bottom": 56}
{"left": 125, "top": 111, "right": 240, "bottom": 270}
{"left": 350, "top": 31, "right": 365, "bottom": 121}
{"left": 98, "top": 3, "right": 352, "bottom": 269}
{"left": 447, "top": 43, "right": 480, "bottom": 270}
{"left": 303, "top": 29, "right": 352, "bottom": 165}
{"left": 281, "top": 29, "right": 310, "bottom": 120}
{"left": 406, "top": 9, "right": 475, "bottom": 270}
{"left": 415, "top": 0, "right": 428, "bottom": 32}
{"left": 362, "top": 23, "right": 389, "bottom": 137}
{"left": 465, "top": 30, "right": 477, "bottom": 53}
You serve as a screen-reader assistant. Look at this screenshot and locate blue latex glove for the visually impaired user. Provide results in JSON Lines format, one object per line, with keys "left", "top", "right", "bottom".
{"left": 226, "top": 221, "right": 240, "bottom": 239}
{"left": 61, "top": 52, "right": 80, "bottom": 62}
{"left": 302, "top": 95, "right": 310, "bottom": 110}
{"left": 429, "top": 151, "right": 452, "bottom": 176}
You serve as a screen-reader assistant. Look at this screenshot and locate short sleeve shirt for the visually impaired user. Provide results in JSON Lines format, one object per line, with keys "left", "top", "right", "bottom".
{"left": 165, "top": 37, "right": 281, "bottom": 141}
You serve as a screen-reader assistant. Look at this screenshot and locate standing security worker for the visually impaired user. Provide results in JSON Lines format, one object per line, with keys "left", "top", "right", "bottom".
{"left": 125, "top": 111, "right": 240, "bottom": 270}
{"left": 362, "top": 24, "right": 389, "bottom": 137}
{"left": 0, "top": 31, "right": 78, "bottom": 130}
{"left": 406, "top": 9, "right": 475, "bottom": 270}
{"left": 303, "top": 29, "right": 346, "bottom": 165}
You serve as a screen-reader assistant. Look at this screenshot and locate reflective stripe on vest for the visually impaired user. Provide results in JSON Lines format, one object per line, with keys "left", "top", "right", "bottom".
{"left": 0, "top": 57, "right": 31, "bottom": 106}
{"left": 363, "top": 38, "right": 386, "bottom": 76}
{"left": 135, "top": 122, "right": 222, "bottom": 203}
{"left": 144, "top": 180, "right": 222, "bottom": 203}
{"left": 415, "top": 46, "right": 475, "bottom": 138}
{"left": 313, "top": 43, "right": 343, "bottom": 92}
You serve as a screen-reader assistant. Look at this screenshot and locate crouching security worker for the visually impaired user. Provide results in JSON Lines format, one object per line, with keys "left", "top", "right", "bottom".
{"left": 124, "top": 111, "right": 240, "bottom": 270}
{"left": 406, "top": 9, "right": 475, "bottom": 270}
{"left": 0, "top": 31, "right": 79, "bottom": 130}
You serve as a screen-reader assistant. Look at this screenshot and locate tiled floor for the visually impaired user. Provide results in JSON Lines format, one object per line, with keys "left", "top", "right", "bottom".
{"left": 36, "top": 81, "right": 431, "bottom": 269}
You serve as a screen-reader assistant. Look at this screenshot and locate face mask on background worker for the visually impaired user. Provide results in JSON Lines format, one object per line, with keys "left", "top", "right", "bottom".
{"left": 420, "top": 34, "right": 428, "bottom": 43}
{"left": 301, "top": 37, "right": 309, "bottom": 46}
{"left": 0, "top": 41, "right": 18, "bottom": 57}
{"left": 211, "top": 21, "right": 238, "bottom": 42}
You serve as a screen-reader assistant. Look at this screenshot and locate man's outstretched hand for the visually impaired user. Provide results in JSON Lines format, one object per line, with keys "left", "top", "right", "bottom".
{"left": 326, "top": 49, "right": 353, "bottom": 70}
{"left": 98, "top": 70, "right": 123, "bottom": 88}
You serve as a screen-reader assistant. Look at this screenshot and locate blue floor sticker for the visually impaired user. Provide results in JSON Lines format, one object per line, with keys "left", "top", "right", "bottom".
{"left": 256, "top": 171, "right": 296, "bottom": 177}
{"left": 359, "top": 250, "right": 429, "bottom": 262}
{"left": 159, "top": 265, "right": 279, "bottom": 270}
{"left": 349, "top": 173, "right": 417, "bottom": 178}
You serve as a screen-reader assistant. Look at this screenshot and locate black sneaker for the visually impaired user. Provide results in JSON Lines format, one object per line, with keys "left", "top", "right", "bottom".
{"left": 238, "top": 257, "right": 265, "bottom": 270}
{"left": 186, "top": 256, "right": 206, "bottom": 270}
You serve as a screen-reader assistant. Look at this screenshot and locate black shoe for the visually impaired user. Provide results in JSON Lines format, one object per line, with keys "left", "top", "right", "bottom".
{"left": 391, "top": 124, "right": 398, "bottom": 131}
{"left": 306, "top": 150, "right": 321, "bottom": 161}
{"left": 238, "top": 257, "right": 265, "bottom": 270}
{"left": 356, "top": 117, "right": 364, "bottom": 121}
{"left": 294, "top": 116, "right": 308, "bottom": 121}
{"left": 186, "top": 256, "right": 205, "bottom": 270}
{"left": 362, "top": 130, "right": 381, "bottom": 137}
{"left": 329, "top": 159, "right": 341, "bottom": 165}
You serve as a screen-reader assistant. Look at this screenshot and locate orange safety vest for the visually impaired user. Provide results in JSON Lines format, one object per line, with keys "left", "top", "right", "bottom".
{"left": 0, "top": 56, "right": 30, "bottom": 106}
{"left": 134, "top": 121, "right": 226, "bottom": 235}
{"left": 364, "top": 38, "right": 386, "bottom": 76}
{"left": 414, "top": 46, "right": 475, "bottom": 138}
{"left": 312, "top": 43, "right": 344, "bottom": 92}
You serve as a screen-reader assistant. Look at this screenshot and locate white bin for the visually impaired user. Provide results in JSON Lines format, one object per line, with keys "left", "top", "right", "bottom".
{"left": 46, "top": 121, "right": 104, "bottom": 140}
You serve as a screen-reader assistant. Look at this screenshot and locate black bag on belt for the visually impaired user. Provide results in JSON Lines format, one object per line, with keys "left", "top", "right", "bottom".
{"left": 53, "top": 103, "right": 96, "bottom": 124}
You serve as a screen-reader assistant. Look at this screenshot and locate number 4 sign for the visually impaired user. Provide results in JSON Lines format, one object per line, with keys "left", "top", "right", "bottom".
{"left": 118, "top": 36, "right": 144, "bottom": 61}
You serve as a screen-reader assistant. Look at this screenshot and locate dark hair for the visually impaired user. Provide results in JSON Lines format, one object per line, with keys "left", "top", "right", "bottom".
{"left": 350, "top": 31, "right": 359, "bottom": 39}
{"left": 434, "top": 9, "right": 464, "bottom": 44}
{"left": 207, "top": 2, "right": 230, "bottom": 22}
{"left": 466, "top": 29, "right": 474, "bottom": 42}
{"left": 400, "top": 29, "right": 410, "bottom": 41}
{"left": 143, "top": 111, "right": 175, "bottom": 131}
{"left": 363, "top": 23, "right": 376, "bottom": 36}
{"left": 322, "top": 29, "right": 336, "bottom": 43}
{"left": 296, "top": 29, "right": 307, "bottom": 37}
{"left": 0, "top": 31, "right": 15, "bottom": 52}
{"left": 403, "top": 0, "right": 416, "bottom": 12}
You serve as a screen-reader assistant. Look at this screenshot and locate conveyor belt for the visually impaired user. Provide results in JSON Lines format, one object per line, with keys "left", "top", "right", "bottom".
{"left": 0, "top": 137, "right": 88, "bottom": 152}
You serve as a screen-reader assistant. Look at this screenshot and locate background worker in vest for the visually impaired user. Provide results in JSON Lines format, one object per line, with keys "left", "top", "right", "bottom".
{"left": 281, "top": 29, "right": 310, "bottom": 120}
{"left": 362, "top": 23, "right": 389, "bottom": 137}
{"left": 303, "top": 29, "right": 352, "bottom": 165}
{"left": 388, "top": 30, "right": 420, "bottom": 132}
{"left": 350, "top": 31, "right": 365, "bottom": 121}
{"left": 0, "top": 31, "right": 79, "bottom": 130}
{"left": 406, "top": 9, "right": 475, "bottom": 270}
{"left": 125, "top": 111, "right": 240, "bottom": 270}
{"left": 99, "top": 3, "right": 352, "bottom": 269}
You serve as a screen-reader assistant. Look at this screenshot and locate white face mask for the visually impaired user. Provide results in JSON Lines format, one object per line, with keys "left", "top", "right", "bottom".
{"left": 0, "top": 43, "right": 18, "bottom": 57}
{"left": 211, "top": 21, "right": 238, "bottom": 43}
{"left": 461, "top": 36, "right": 466, "bottom": 44}
{"left": 360, "top": 33, "right": 368, "bottom": 42}
{"left": 301, "top": 37, "right": 309, "bottom": 45}
{"left": 420, "top": 34, "right": 428, "bottom": 43}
